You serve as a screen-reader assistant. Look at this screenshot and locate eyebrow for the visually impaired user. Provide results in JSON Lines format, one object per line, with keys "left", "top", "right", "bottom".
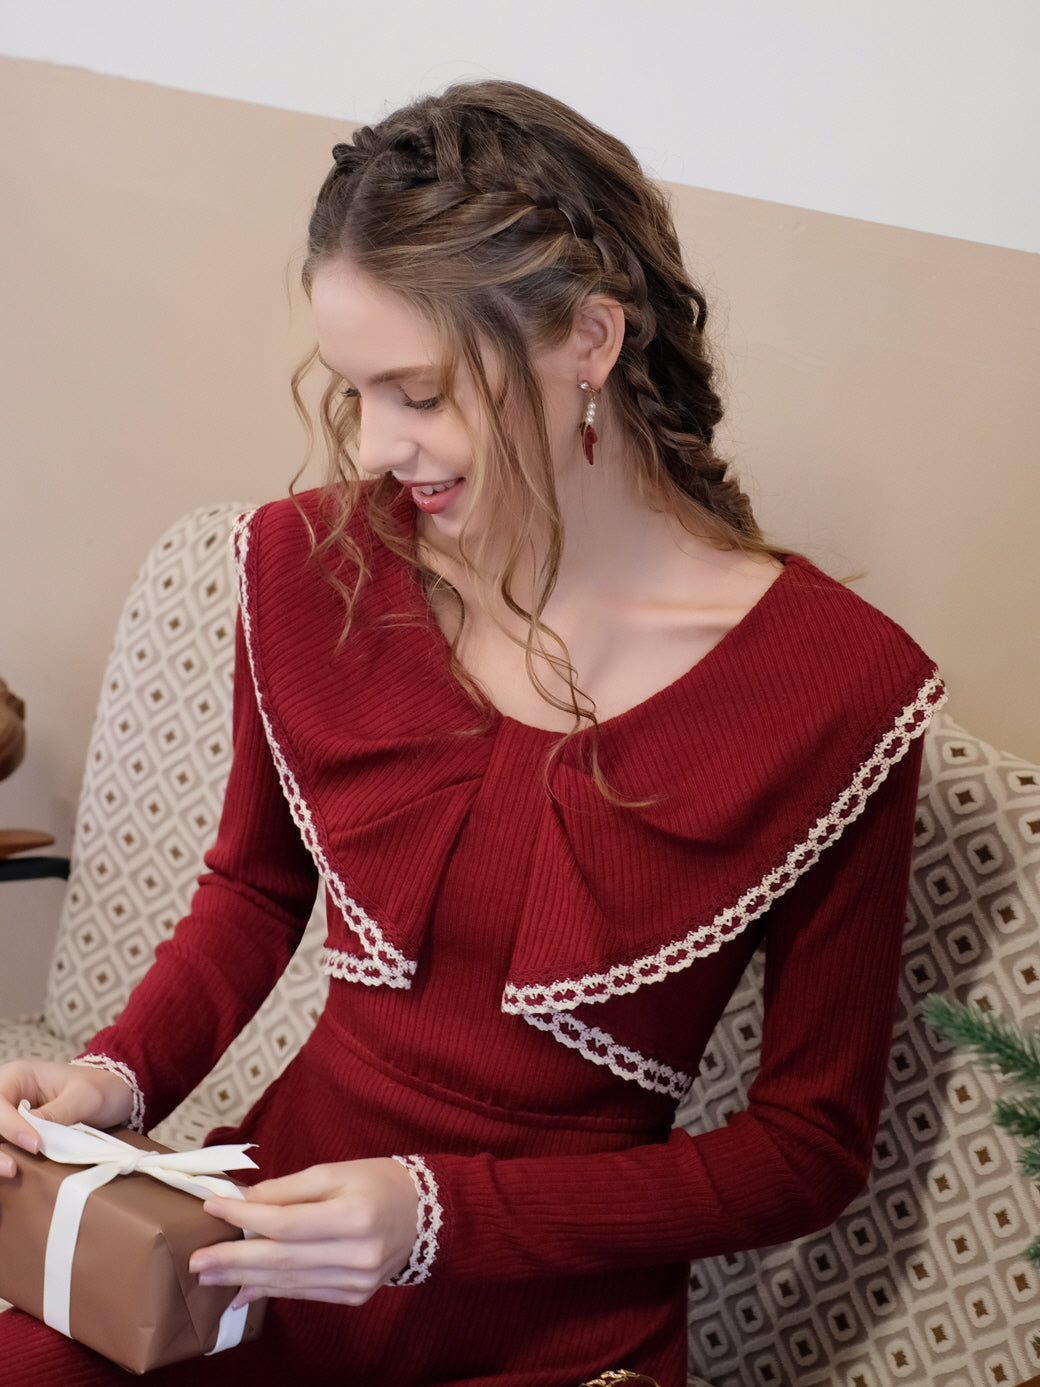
{"left": 318, "top": 359, "right": 435, "bottom": 387}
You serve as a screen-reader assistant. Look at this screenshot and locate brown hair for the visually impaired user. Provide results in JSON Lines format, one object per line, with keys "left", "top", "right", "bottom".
{"left": 295, "top": 80, "right": 768, "bottom": 749}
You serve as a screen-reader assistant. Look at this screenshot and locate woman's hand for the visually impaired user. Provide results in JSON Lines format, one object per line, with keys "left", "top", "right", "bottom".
{"left": 0, "top": 1059, "right": 136, "bottom": 1177}
{"left": 189, "top": 1158, "right": 420, "bottom": 1308}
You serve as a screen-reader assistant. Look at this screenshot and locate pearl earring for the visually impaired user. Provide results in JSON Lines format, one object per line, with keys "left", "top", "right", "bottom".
{"left": 579, "top": 382, "right": 599, "bottom": 465}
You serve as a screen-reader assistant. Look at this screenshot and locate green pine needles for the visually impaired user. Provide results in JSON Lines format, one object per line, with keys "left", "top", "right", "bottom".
{"left": 924, "top": 993, "right": 1040, "bottom": 1348}
{"left": 925, "top": 994, "right": 1040, "bottom": 1088}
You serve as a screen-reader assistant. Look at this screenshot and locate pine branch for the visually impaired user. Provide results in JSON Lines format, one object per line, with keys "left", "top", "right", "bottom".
{"left": 995, "top": 1094, "right": 1040, "bottom": 1139}
{"left": 1020, "top": 1140, "right": 1040, "bottom": 1183}
{"left": 928, "top": 996, "right": 1040, "bottom": 1351}
{"left": 923, "top": 995, "right": 1040, "bottom": 1087}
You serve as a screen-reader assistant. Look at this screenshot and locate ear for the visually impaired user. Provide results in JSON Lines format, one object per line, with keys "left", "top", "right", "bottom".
{"left": 569, "top": 294, "right": 625, "bottom": 388}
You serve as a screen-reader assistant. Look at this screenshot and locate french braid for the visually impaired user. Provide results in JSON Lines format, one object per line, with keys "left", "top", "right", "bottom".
{"left": 291, "top": 82, "right": 771, "bottom": 784}
{"left": 300, "top": 80, "right": 762, "bottom": 557}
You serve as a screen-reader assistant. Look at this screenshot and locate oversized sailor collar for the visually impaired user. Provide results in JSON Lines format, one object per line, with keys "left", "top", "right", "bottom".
{"left": 233, "top": 495, "right": 943, "bottom": 1094}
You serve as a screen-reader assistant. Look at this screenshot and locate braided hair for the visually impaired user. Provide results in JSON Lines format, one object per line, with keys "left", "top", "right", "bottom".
{"left": 295, "top": 82, "right": 769, "bottom": 765}
{"left": 302, "top": 81, "right": 761, "bottom": 546}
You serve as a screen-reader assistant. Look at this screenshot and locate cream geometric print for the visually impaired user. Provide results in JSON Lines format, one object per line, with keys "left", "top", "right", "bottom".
{"left": 680, "top": 715, "right": 1040, "bottom": 1386}
{"left": 0, "top": 503, "right": 326, "bottom": 1151}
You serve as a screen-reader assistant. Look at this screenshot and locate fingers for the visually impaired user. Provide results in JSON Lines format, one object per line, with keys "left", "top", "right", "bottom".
{"left": 0, "top": 1062, "right": 49, "bottom": 1157}
{"left": 190, "top": 1236, "right": 392, "bottom": 1306}
{"left": 188, "top": 1159, "right": 420, "bottom": 1308}
{"left": 203, "top": 1189, "right": 354, "bottom": 1243}
{"left": 0, "top": 1060, "right": 135, "bottom": 1177}
{"left": 34, "top": 1066, "right": 134, "bottom": 1129}
{"left": 241, "top": 1163, "right": 347, "bottom": 1206}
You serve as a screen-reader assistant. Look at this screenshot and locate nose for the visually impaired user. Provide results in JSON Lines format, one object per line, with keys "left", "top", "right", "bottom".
{"left": 355, "top": 402, "right": 416, "bottom": 479}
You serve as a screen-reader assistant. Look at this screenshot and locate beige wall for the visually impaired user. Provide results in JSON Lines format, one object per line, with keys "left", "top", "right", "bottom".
{"left": 1, "top": 57, "right": 1037, "bottom": 991}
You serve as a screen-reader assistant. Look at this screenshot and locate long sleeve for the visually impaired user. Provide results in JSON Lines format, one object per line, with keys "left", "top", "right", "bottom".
{"left": 79, "top": 618, "right": 319, "bottom": 1127}
{"left": 407, "top": 736, "right": 923, "bottom": 1281}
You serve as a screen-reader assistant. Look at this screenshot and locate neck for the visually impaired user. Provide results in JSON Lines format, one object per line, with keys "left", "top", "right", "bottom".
{"left": 418, "top": 427, "right": 732, "bottom": 622}
{"left": 547, "top": 434, "right": 724, "bottom": 607}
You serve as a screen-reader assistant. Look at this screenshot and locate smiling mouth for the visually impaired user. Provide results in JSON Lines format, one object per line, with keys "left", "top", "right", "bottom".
{"left": 414, "top": 480, "right": 459, "bottom": 496}
{"left": 406, "top": 477, "right": 465, "bottom": 515}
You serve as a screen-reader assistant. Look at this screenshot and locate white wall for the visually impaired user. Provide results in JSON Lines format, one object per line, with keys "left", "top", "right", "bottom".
{"left": 1, "top": 0, "right": 1037, "bottom": 253}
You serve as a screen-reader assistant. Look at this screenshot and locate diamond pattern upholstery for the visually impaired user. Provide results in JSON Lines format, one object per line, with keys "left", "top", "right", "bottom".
{"left": 680, "top": 719, "right": 1040, "bottom": 1386}
{"left": 0, "top": 503, "right": 326, "bottom": 1152}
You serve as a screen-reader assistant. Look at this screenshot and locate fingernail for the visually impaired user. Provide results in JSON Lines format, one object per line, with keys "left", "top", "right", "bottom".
{"left": 15, "top": 1134, "right": 39, "bottom": 1154}
{"left": 189, "top": 1256, "right": 213, "bottom": 1276}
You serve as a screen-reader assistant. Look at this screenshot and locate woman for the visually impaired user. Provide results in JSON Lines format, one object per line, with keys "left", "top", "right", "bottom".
{"left": 0, "top": 82, "right": 943, "bottom": 1385}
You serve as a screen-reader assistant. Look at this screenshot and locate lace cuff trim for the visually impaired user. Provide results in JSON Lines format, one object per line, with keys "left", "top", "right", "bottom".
{"left": 504, "top": 671, "right": 945, "bottom": 1017}
{"left": 389, "top": 1155, "right": 443, "bottom": 1286}
{"left": 233, "top": 512, "right": 415, "bottom": 990}
{"left": 70, "top": 1055, "right": 146, "bottom": 1132}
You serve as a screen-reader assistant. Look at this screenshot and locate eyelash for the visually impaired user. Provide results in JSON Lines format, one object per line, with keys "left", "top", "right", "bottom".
{"left": 339, "top": 387, "right": 440, "bottom": 412}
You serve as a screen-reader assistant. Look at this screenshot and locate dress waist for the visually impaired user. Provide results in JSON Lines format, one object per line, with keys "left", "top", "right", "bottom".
{"left": 298, "top": 1005, "right": 670, "bottom": 1162}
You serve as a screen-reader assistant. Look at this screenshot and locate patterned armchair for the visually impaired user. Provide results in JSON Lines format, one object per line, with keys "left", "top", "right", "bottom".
{"left": 0, "top": 503, "right": 326, "bottom": 1151}
{"left": 2, "top": 503, "right": 1039, "bottom": 1386}
{"left": 680, "top": 719, "right": 1040, "bottom": 1385}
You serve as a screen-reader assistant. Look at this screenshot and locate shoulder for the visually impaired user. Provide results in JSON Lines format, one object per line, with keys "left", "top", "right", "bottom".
{"left": 232, "top": 488, "right": 417, "bottom": 660}
{"left": 614, "top": 551, "right": 942, "bottom": 817}
{"left": 759, "top": 553, "right": 936, "bottom": 705}
{"left": 717, "top": 553, "right": 944, "bottom": 810}
{"left": 235, "top": 487, "right": 374, "bottom": 561}
{"left": 233, "top": 486, "right": 407, "bottom": 595}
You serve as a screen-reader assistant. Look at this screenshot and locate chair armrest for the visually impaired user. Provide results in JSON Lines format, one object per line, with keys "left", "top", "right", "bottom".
{"left": 0, "top": 829, "right": 56, "bottom": 858}
{"left": 0, "top": 856, "right": 70, "bottom": 882}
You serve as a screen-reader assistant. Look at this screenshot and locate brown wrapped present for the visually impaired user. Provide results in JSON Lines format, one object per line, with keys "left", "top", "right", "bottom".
{"left": 0, "top": 1110, "right": 265, "bottom": 1374}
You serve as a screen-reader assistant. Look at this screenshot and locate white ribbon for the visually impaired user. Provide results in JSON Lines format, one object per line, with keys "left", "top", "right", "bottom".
{"left": 19, "top": 1102, "right": 259, "bottom": 1356}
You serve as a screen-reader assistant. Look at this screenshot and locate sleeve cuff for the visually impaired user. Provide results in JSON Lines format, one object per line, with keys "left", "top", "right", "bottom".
{"left": 388, "top": 1154, "right": 443, "bottom": 1285}
{"left": 71, "top": 1054, "right": 145, "bottom": 1132}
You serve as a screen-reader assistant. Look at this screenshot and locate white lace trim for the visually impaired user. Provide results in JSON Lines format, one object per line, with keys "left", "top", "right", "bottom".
{"left": 232, "top": 512, "right": 415, "bottom": 990}
{"left": 71, "top": 1055, "right": 145, "bottom": 1132}
{"left": 389, "top": 1155, "right": 443, "bottom": 1285}
{"left": 504, "top": 671, "right": 946, "bottom": 1017}
{"left": 321, "top": 945, "right": 412, "bottom": 989}
{"left": 522, "top": 1012, "right": 691, "bottom": 1100}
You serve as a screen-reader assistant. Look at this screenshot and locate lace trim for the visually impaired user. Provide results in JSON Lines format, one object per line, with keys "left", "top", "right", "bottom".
{"left": 504, "top": 671, "right": 946, "bottom": 1016}
{"left": 71, "top": 1055, "right": 145, "bottom": 1132}
{"left": 522, "top": 1012, "right": 691, "bottom": 1100}
{"left": 321, "top": 946, "right": 411, "bottom": 989}
{"left": 389, "top": 1155, "right": 443, "bottom": 1286}
{"left": 232, "top": 512, "right": 415, "bottom": 990}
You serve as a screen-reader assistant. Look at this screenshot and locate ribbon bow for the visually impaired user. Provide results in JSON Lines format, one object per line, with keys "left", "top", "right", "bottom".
{"left": 19, "top": 1101, "right": 259, "bottom": 1354}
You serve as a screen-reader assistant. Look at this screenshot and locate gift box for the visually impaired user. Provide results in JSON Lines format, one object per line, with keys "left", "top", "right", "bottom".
{"left": 0, "top": 1114, "right": 265, "bottom": 1374}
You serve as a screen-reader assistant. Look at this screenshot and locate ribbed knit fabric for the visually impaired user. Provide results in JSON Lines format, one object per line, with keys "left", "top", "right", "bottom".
{"left": 2, "top": 493, "right": 943, "bottom": 1386}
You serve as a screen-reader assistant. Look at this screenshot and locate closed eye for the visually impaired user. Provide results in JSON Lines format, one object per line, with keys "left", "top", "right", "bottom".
{"left": 339, "top": 387, "right": 438, "bottom": 412}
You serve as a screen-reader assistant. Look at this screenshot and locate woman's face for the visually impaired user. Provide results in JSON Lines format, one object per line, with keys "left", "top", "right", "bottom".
{"left": 309, "top": 258, "right": 585, "bottom": 546}
{"left": 311, "top": 259, "right": 475, "bottom": 540}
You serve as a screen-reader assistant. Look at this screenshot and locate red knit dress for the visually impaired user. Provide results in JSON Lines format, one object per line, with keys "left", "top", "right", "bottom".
{"left": 1, "top": 493, "right": 944, "bottom": 1386}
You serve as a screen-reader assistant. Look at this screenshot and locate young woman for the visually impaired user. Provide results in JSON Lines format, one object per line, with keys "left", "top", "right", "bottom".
{"left": 0, "top": 82, "right": 943, "bottom": 1385}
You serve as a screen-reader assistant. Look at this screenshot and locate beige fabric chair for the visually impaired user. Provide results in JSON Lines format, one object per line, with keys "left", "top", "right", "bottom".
{"left": 680, "top": 717, "right": 1040, "bottom": 1386}
{"left": 4, "top": 503, "right": 1039, "bottom": 1384}
{"left": 0, "top": 503, "right": 326, "bottom": 1151}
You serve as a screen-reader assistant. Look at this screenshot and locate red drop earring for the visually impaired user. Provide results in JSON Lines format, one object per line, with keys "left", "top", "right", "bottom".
{"left": 579, "top": 381, "right": 599, "bottom": 465}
